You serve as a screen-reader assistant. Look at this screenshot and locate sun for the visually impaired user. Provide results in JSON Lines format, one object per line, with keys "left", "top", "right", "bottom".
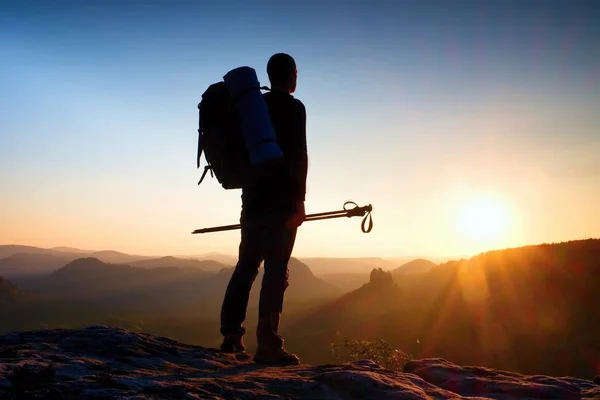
{"left": 457, "top": 197, "right": 511, "bottom": 244}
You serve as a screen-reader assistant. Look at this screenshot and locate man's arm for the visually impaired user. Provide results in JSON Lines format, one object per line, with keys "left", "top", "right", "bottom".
{"left": 286, "top": 100, "right": 307, "bottom": 228}
{"left": 294, "top": 101, "right": 308, "bottom": 202}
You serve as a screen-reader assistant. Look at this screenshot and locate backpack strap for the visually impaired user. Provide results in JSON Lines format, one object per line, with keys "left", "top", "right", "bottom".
{"left": 197, "top": 165, "right": 214, "bottom": 185}
{"left": 197, "top": 102, "right": 203, "bottom": 169}
{"left": 196, "top": 102, "right": 214, "bottom": 185}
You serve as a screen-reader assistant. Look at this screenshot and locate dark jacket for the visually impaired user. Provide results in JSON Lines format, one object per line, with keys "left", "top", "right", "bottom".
{"left": 241, "top": 91, "right": 308, "bottom": 220}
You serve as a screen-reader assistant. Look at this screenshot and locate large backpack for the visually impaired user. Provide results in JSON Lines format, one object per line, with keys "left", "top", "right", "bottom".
{"left": 196, "top": 81, "right": 251, "bottom": 189}
{"left": 197, "top": 66, "right": 282, "bottom": 190}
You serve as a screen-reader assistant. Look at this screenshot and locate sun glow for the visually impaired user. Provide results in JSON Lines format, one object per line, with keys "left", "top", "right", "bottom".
{"left": 457, "top": 196, "right": 512, "bottom": 249}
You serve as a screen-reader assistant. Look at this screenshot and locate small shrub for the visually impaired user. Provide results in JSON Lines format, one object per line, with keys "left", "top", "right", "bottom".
{"left": 91, "top": 372, "right": 115, "bottom": 386}
{"left": 330, "top": 335, "right": 410, "bottom": 372}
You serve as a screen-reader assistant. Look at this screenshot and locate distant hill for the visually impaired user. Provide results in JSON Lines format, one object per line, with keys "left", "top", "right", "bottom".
{"left": 15, "top": 256, "right": 339, "bottom": 317}
{"left": 0, "top": 276, "right": 22, "bottom": 303}
{"left": 301, "top": 257, "right": 398, "bottom": 275}
{"left": 318, "top": 259, "right": 437, "bottom": 292}
{"left": 23, "top": 257, "right": 209, "bottom": 301}
{"left": 184, "top": 257, "right": 341, "bottom": 313}
{"left": 182, "top": 252, "right": 238, "bottom": 266}
{"left": 0, "top": 250, "right": 159, "bottom": 281}
{"left": 384, "top": 255, "right": 464, "bottom": 265}
{"left": 51, "top": 246, "right": 94, "bottom": 253}
{"left": 289, "top": 268, "right": 400, "bottom": 329}
{"left": 317, "top": 272, "right": 370, "bottom": 293}
{"left": 85, "top": 250, "right": 152, "bottom": 264}
{"left": 392, "top": 258, "right": 437, "bottom": 277}
{"left": 4, "top": 245, "right": 447, "bottom": 279}
{"left": 283, "top": 239, "right": 600, "bottom": 379}
{"left": 260, "top": 257, "right": 341, "bottom": 303}
{"left": 0, "top": 253, "right": 78, "bottom": 279}
{"left": 0, "top": 245, "right": 152, "bottom": 264}
{"left": 0, "top": 245, "right": 59, "bottom": 258}
{"left": 129, "top": 256, "right": 227, "bottom": 273}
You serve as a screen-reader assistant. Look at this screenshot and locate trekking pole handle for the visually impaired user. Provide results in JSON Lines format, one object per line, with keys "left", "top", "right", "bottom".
{"left": 344, "top": 201, "right": 373, "bottom": 217}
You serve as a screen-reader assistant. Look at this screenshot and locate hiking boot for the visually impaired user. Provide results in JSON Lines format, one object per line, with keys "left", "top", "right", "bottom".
{"left": 220, "top": 334, "right": 246, "bottom": 353}
{"left": 253, "top": 345, "right": 300, "bottom": 365}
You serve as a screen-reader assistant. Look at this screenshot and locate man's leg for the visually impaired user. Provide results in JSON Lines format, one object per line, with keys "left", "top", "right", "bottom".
{"left": 220, "top": 218, "right": 263, "bottom": 352}
{"left": 254, "top": 222, "right": 299, "bottom": 364}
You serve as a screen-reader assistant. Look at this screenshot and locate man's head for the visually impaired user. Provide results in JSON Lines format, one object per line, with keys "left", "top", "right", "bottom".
{"left": 267, "top": 53, "right": 297, "bottom": 94}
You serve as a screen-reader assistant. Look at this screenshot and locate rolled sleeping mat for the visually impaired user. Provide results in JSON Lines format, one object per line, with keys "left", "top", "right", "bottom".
{"left": 223, "top": 66, "right": 283, "bottom": 166}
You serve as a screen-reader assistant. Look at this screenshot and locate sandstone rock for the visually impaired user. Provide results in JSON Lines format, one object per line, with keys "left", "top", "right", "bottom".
{"left": 0, "top": 326, "right": 598, "bottom": 399}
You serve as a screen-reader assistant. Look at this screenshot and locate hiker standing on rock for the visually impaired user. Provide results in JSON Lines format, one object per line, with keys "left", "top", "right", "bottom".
{"left": 219, "top": 53, "right": 308, "bottom": 364}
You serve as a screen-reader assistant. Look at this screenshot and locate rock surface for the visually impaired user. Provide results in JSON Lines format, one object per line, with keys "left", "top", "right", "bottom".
{"left": 0, "top": 325, "right": 597, "bottom": 399}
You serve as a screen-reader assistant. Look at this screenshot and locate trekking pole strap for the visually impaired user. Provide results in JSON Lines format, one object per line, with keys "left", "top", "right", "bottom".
{"left": 344, "top": 201, "right": 373, "bottom": 233}
{"left": 197, "top": 165, "right": 214, "bottom": 185}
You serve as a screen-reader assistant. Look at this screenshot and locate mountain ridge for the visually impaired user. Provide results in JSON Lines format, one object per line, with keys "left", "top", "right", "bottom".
{"left": 282, "top": 238, "right": 600, "bottom": 379}
{"left": 0, "top": 245, "right": 450, "bottom": 275}
{"left": 10, "top": 256, "right": 340, "bottom": 320}
{"left": 392, "top": 258, "right": 437, "bottom": 276}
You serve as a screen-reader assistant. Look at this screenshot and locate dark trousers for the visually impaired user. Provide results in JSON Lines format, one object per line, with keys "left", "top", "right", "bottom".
{"left": 220, "top": 213, "right": 297, "bottom": 348}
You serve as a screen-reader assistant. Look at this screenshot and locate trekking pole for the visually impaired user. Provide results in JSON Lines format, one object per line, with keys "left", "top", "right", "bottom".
{"left": 191, "top": 201, "right": 373, "bottom": 234}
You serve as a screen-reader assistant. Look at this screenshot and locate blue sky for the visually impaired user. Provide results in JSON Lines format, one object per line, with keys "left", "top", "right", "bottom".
{"left": 1, "top": 0, "right": 599, "bottom": 258}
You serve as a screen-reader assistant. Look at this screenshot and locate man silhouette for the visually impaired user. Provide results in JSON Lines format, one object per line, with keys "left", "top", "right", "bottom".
{"left": 219, "top": 53, "right": 308, "bottom": 364}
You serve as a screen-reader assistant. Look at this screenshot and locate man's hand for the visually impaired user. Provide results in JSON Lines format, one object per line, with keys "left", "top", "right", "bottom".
{"left": 287, "top": 200, "right": 306, "bottom": 228}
